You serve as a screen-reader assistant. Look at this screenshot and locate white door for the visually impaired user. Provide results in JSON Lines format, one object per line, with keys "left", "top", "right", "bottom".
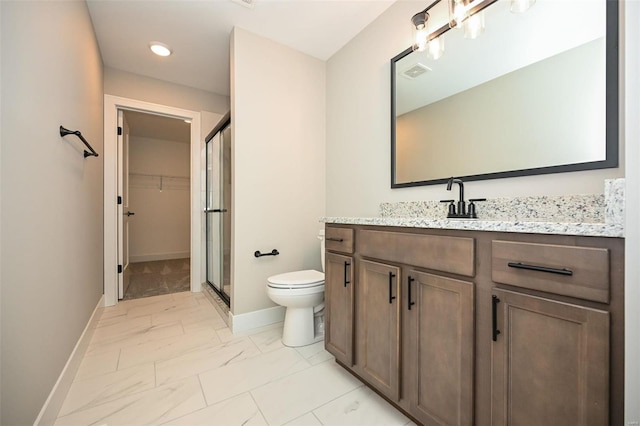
{"left": 117, "top": 110, "right": 132, "bottom": 299}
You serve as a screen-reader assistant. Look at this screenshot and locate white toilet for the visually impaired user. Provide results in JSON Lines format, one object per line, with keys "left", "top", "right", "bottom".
{"left": 266, "top": 230, "right": 325, "bottom": 347}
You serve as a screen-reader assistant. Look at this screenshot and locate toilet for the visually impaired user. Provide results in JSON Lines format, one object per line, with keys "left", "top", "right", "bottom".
{"left": 266, "top": 230, "right": 325, "bottom": 347}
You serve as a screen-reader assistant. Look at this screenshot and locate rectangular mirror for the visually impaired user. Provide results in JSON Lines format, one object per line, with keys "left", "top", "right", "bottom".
{"left": 391, "top": 0, "right": 618, "bottom": 188}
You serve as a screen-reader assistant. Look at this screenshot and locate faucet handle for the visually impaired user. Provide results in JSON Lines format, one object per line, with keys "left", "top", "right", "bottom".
{"left": 440, "top": 199, "right": 456, "bottom": 216}
{"left": 468, "top": 198, "right": 486, "bottom": 219}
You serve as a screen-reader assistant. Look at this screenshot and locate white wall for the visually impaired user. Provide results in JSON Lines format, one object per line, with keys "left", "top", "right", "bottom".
{"left": 231, "top": 28, "right": 326, "bottom": 316}
{"left": 105, "top": 67, "right": 230, "bottom": 116}
{"left": 624, "top": 1, "right": 640, "bottom": 422}
{"left": 0, "top": 2, "right": 103, "bottom": 424}
{"left": 128, "top": 136, "right": 190, "bottom": 262}
{"left": 326, "top": 1, "right": 624, "bottom": 217}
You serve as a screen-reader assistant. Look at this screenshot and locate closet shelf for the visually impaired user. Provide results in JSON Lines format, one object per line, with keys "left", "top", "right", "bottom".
{"left": 129, "top": 172, "right": 189, "bottom": 191}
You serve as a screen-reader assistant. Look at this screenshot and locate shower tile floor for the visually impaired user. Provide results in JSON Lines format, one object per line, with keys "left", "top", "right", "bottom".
{"left": 123, "top": 258, "right": 191, "bottom": 300}
{"left": 55, "top": 291, "right": 415, "bottom": 426}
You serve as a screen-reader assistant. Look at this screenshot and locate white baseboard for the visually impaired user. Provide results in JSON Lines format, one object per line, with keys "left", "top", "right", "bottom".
{"left": 230, "top": 306, "right": 285, "bottom": 334}
{"left": 129, "top": 251, "right": 190, "bottom": 263}
{"left": 34, "top": 296, "right": 104, "bottom": 426}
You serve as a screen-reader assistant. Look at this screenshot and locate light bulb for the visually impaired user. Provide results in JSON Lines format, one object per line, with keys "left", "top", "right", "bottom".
{"left": 510, "top": 0, "right": 536, "bottom": 13}
{"left": 149, "top": 42, "right": 172, "bottom": 57}
{"left": 464, "top": 12, "right": 485, "bottom": 39}
{"left": 449, "top": 0, "right": 469, "bottom": 28}
{"left": 414, "top": 27, "right": 429, "bottom": 52}
{"left": 427, "top": 36, "right": 445, "bottom": 60}
{"left": 411, "top": 12, "right": 429, "bottom": 52}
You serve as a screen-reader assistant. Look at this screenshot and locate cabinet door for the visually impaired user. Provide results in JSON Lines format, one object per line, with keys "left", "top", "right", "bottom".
{"left": 325, "top": 252, "right": 354, "bottom": 366}
{"left": 357, "top": 259, "right": 401, "bottom": 401}
{"left": 491, "top": 288, "right": 609, "bottom": 426}
{"left": 406, "top": 271, "right": 474, "bottom": 426}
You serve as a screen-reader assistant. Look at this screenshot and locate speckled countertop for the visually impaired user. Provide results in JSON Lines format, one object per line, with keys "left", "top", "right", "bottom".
{"left": 322, "top": 179, "right": 625, "bottom": 238}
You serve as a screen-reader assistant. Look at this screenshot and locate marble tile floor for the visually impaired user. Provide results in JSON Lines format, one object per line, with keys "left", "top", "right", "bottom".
{"left": 56, "top": 291, "right": 415, "bottom": 426}
{"left": 124, "top": 259, "right": 191, "bottom": 300}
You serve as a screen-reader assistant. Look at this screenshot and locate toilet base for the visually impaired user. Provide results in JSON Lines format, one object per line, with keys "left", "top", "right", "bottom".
{"left": 281, "top": 306, "right": 323, "bottom": 347}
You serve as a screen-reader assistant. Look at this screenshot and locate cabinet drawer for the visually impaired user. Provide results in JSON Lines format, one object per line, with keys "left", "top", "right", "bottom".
{"left": 492, "top": 240, "right": 610, "bottom": 303}
{"left": 358, "top": 230, "right": 475, "bottom": 277}
{"left": 325, "top": 226, "right": 354, "bottom": 254}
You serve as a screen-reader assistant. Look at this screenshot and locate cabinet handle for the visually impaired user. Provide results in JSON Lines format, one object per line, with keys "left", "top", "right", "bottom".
{"left": 507, "top": 262, "right": 573, "bottom": 276}
{"left": 492, "top": 295, "right": 501, "bottom": 342}
{"left": 407, "top": 276, "right": 416, "bottom": 310}
{"left": 389, "top": 272, "right": 396, "bottom": 304}
{"left": 326, "top": 237, "right": 344, "bottom": 242}
{"left": 343, "top": 261, "right": 351, "bottom": 287}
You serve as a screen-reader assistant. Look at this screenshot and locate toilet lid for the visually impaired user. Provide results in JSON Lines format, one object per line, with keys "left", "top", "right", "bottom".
{"left": 267, "top": 270, "right": 325, "bottom": 289}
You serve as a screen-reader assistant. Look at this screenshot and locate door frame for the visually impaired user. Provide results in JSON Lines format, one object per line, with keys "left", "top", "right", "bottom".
{"left": 103, "top": 95, "right": 202, "bottom": 306}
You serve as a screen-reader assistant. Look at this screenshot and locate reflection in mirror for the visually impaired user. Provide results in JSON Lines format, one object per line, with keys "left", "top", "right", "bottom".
{"left": 391, "top": 0, "right": 618, "bottom": 188}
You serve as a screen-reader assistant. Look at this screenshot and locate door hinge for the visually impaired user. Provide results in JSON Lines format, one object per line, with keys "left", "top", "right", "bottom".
{"left": 117, "top": 196, "right": 122, "bottom": 205}
{"left": 117, "top": 126, "right": 123, "bottom": 136}
{"left": 118, "top": 264, "right": 123, "bottom": 274}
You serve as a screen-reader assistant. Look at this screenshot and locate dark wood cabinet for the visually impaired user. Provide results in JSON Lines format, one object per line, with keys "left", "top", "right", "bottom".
{"left": 406, "top": 270, "right": 475, "bottom": 426}
{"left": 491, "top": 288, "right": 610, "bottom": 425}
{"left": 324, "top": 224, "right": 623, "bottom": 426}
{"left": 325, "top": 252, "right": 354, "bottom": 366}
{"left": 355, "top": 259, "right": 401, "bottom": 401}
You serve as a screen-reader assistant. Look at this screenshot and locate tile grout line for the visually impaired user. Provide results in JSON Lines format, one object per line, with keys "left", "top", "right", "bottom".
{"left": 248, "top": 390, "right": 270, "bottom": 425}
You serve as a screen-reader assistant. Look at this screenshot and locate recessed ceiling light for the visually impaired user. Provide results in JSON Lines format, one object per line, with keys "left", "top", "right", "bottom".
{"left": 149, "top": 42, "right": 172, "bottom": 57}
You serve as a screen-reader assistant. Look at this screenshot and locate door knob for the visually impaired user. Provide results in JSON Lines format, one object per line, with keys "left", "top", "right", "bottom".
{"left": 125, "top": 211, "right": 135, "bottom": 216}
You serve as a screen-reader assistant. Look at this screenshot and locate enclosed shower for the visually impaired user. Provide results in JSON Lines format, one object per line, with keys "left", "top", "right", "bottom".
{"left": 205, "top": 113, "right": 232, "bottom": 306}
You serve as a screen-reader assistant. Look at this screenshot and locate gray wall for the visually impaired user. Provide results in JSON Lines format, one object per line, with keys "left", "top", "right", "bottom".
{"left": 0, "top": 2, "right": 104, "bottom": 424}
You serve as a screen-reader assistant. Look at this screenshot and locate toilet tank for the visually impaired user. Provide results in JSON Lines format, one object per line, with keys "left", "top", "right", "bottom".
{"left": 318, "top": 229, "right": 325, "bottom": 272}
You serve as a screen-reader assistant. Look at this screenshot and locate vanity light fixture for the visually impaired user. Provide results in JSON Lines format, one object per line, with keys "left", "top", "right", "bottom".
{"left": 411, "top": 6, "right": 444, "bottom": 58}
{"left": 149, "top": 41, "right": 172, "bottom": 57}
{"left": 411, "top": 0, "right": 535, "bottom": 58}
{"left": 449, "top": 0, "right": 470, "bottom": 28}
{"left": 463, "top": 10, "right": 485, "bottom": 39}
{"left": 510, "top": 0, "right": 536, "bottom": 13}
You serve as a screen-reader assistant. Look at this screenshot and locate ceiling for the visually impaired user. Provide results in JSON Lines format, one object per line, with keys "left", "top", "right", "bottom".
{"left": 86, "top": 0, "right": 397, "bottom": 97}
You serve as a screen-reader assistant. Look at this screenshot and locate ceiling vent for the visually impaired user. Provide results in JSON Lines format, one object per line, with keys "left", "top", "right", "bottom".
{"left": 401, "top": 63, "right": 431, "bottom": 80}
{"left": 230, "top": 0, "right": 255, "bottom": 9}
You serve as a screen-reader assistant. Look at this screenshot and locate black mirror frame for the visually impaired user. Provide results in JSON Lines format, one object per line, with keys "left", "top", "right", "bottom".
{"left": 391, "top": 0, "right": 619, "bottom": 189}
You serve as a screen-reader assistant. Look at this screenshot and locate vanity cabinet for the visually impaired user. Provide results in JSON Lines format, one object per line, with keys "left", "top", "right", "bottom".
{"left": 324, "top": 227, "right": 355, "bottom": 366}
{"left": 324, "top": 224, "right": 624, "bottom": 426}
{"left": 406, "top": 270, "right": 474, "bottom": 426}
{"left": 491, "top": 288, "right": 609, "bottom": 425}
{"left": 490, "top": 239, "right": 612, "bottom": 425}
{"left": 356, "top": 259, "right": 401, "bottom": 401}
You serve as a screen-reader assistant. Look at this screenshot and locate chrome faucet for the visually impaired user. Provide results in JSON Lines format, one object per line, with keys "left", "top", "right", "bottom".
{"left": 440, "top": 177, "right": 486, "bottom": 219}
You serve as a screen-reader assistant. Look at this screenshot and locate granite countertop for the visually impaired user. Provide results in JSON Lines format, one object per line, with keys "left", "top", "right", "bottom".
{"left": 321, "top": 216, "right": 624, "bottom": 238}
{"left": 322, "top": 179, "right": 625, "bottom": 238}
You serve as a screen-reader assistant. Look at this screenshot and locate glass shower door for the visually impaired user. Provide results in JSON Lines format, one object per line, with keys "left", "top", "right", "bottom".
{"left": 205, "top": 118, "right": 231, "bottom": 306}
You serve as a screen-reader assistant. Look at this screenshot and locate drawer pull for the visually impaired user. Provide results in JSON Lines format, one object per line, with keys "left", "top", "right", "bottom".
{"left": 343, "top": 261, "right": 351, "bottom": 287}
{"left": 407, "top": 276, "right": 416, "bottom": 310}
{"left": 389, "top": 272, "right": 396, "bottom": 304}
{"left": 492, "top": 295, "right": 501, "bottom": 342}
{"left": 326, "top": 237, "right": 344, "bottom": 242}
{"left": 507, "top": 262, "right": 573, "bottom": 276}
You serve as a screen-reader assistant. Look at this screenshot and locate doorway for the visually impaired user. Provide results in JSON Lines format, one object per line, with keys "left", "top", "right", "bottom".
{"left": 120, "top": 110, "right": 192, "bottom": 300}
{"left": 205, "top": 113, "right": 231, "bottom": 306}
{"left": 103, "top": 95, "right": 202, "bottom": 307}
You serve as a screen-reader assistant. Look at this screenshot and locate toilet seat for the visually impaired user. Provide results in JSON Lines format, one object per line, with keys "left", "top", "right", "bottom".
{"left": 267, "top": 269, "right": 324, "bottom": 289}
